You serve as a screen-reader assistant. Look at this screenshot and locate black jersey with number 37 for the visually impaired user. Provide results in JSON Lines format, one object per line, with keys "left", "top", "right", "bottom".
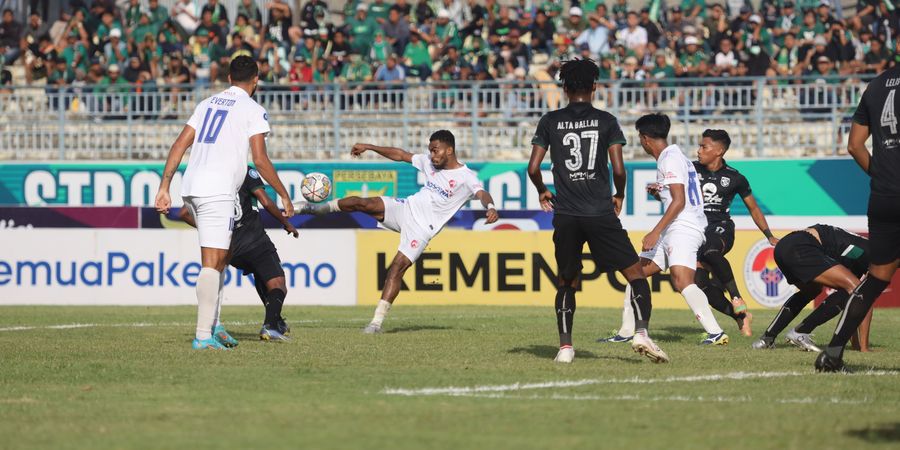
{"left": 852, "top": 66, "right": 900, "bottom": 195}
{"left": 532, "top": 102, "right": 627, "bottom": 217}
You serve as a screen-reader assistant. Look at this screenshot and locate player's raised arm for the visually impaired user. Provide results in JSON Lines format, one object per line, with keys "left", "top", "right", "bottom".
{"left": 350, "top": 143, "right": 414, "bottom": 162}
{"left": 527, "top": 144, "right": 553, "bottom": 212}
{"left": 250, "top": 134, "right": 295, "bottom": 218}
{"left": 608, "top": 143, "right": 626, "bottom": 216}
{"left": 253, "top": 188, "right": 299, "bottom": 238}
{"left": 474, "top": 189, "right": 499, "bottom": 224}
{"left": 155, "top": 125, "right": 196, "bottom": 213}
{"left": 742, "top": 194, "right": 778, "bottom": 245}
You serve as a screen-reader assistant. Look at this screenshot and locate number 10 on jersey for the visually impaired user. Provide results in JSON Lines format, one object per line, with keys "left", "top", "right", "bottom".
{"left": 197, "top": 108, "right": 229, "bottom": 144}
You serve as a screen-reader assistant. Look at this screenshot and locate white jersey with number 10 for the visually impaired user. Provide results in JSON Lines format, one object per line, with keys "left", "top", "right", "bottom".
{"left": 655, "top": 144, "right": 708, "bottom": 233}
{"left": 181, "top": 86, "right": 271, "bottom": 198}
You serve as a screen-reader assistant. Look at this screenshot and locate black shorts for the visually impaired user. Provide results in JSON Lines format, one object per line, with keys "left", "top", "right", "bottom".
{"left": 773, "top": 231, "right": 838, "bottom": 286}
{"left": 230, "top": 241, "right": 285, "bottom": 283}
{"left": 868, "top": 193, "right": 900, "bottom": 265}
{"left": 698, "top": 221, "right": 735, "bottom": 259}
{"left": 553, "top": 213, "right": 640, "bottom": 281}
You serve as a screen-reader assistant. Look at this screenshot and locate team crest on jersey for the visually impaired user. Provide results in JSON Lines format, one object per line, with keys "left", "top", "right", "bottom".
{"left": 448, "top": 179, "right": 457, "bottom": 188}
{"left": 720, "top": 177, "right": 731, "bottom": 187}
{"left": 248, "top": 168, "right": 260, "bottom": 179}
{"left": 410, "top": 240, "right": 419, "bottom": 249}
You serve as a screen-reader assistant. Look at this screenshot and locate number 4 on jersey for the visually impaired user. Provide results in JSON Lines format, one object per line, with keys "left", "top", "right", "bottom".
{"left": 881, "top": 89, "right": 897, "bottom": 135}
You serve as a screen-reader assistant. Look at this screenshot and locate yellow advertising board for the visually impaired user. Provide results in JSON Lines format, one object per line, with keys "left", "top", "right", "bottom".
{"left": 356, "top": 229, "right": 791, "bottom": 308}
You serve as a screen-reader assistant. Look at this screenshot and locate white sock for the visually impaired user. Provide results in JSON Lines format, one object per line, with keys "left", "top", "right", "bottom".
{"left": 618, "top": 284, "right": 636, "bottom": 337}
{"left": 195, "top": 268, "right": 221, "bottom": 340}
{"left": 371, "top": 299, "right": 392, "bottom": 326}
{"left": 682, "top": 284, "right": 723, "bottom": 334}
{"left": 328, "top": 199, "right": 340, "bottom": 213}
{"left": 212, "top": 271, "right": 225, "bottom": 328}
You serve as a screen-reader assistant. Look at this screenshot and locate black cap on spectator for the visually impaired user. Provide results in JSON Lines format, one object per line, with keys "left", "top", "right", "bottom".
{"left": 671, "top": 6, "right": 682, "bottom": 13}
{"left": 784, "top": 1, "right": 795, "bottom": 8}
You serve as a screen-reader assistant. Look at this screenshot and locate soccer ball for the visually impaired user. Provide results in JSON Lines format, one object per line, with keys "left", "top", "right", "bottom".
{"left": 301, "top": 172, "right": 332, "bottom": 203}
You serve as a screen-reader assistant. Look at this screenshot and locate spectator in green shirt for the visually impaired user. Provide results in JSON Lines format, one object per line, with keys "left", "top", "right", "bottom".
{"left": 61, "top": 31, "right": 90, "bottom": 73}
{"left": 341, "top": 53, "right": 373, "bottom": 81}
{"left": 370, "top": 31, "right": 391, "bottom": 63}
{"left": 96, "top": 11, "right": 124, "bottom": 43}
{"left": 313, "top": 58, "right": 334, "bottom": 82}
{"left": 96, "top": 64, "right": 131, "bottom": 95}
{"left": 125, "top": 0, "right": 143, "bottom": 28}
{"left": 681, "top": 0, "right": 706, "bottom": 20}
{"left": 403, "top": 31, "right": 432, "bottom": 79}
{"left": 797, "top": 9, "right": 823, "bottom": 47}
{"left": 434, "top": 9, "right": 462, "bottom": 54}
{"left": 369, "top": 0, "right": 391, "bottom": 24}
{"left": 104, "top": 28, "right": 129, "bottom": 66}
{"left": 744, "top": 15, "right": 773, "bottom": 55}
{"left": 347, "top": 4, "right": 379, "bottom": 56}
{"left": 612, "top": 0, "right": 629, "bottom": 25}
{"left": 676, "top": 35, "right": 707, "bottom": 77}
{"left": 148, "top": 0, "right": 168, "bottom": 26}
{"left": 131, "top": 13, "right": 158, "bottom": 45}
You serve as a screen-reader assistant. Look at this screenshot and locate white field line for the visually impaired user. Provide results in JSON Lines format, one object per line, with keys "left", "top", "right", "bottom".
{"left": 0, "top": 320, "right": 323, "bottom": 332}
{"left": 382, "top": 370, "right": 899, "bottom": 397}
{"left": 450, "top": 392, "right": 872, "bottom": 405}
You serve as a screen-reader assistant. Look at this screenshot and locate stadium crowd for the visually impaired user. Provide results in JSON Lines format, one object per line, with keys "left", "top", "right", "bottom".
{"left": 0, "top": 0, "right": 895, "bottom": 104}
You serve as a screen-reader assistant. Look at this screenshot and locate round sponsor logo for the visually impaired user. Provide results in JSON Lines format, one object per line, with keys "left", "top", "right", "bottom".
{"left": 248, "top": 168, "right": 260, "bottom": 179}
{"left": 743, "top": 239, "right": 794, "bottom": 308}
{"left": 410, "top": 240, "right": 419, "bottom": 249}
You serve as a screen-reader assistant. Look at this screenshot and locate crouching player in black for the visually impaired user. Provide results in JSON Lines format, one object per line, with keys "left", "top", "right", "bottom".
{"left": 694, "top": 129, "right": 779, "bottom": 337}
{"left": 181, "top": 166, "right": 299, "bottom": 341}
{"left": 528, "top": 59, "right": 668, "bottom": 364}
{"left": 752, "top": 224, "right": 873, "bottom": 353}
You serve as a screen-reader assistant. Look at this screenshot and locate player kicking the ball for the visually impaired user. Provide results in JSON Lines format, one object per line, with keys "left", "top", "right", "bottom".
{"left": 605, "top": 114, "right": 728, "bottom": 346}
{"left": 529, "top": 59, "right": 668, "bottom": 364}
{"left": 693, "top": 129, "right": 779, "bottom": 337}
{"left": 155, "top": 56, "right": 294, "bottom": 350}
{"left": 298, "top": 130, "right": 499, "bottom": 333}
{"left": 180, "top": 166, "right": 299, "bottom": 342}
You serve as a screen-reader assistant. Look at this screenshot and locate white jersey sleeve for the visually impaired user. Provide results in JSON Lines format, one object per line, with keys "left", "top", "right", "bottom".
{"left": 411, "top": 153, "right": 430, "bottom": 172}
{"left": 186, "top": 102, "right": 206, "bottom": 131}
{"left": 247, "top": 105, "right": 270, "bottom": 137}
{"left": 658, "top": 153, "right": 687, "bottom": 187}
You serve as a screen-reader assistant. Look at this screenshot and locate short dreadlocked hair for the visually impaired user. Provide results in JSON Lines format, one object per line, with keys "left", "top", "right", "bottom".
{"left": 559, "top": 58, "right": 599, "bottom": 94}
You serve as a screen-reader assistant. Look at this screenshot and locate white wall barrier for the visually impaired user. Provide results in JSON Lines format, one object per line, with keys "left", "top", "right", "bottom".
{"left": 0, "top": 229, "right": 356, "bottom": 305}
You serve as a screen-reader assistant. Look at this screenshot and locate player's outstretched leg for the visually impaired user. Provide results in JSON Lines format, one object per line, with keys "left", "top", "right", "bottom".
{"left": 598, "top": 284, "right": 635, "bottom": 343}
{"left": 701, "top": 248, "right": 750, "bottom": 319}
{"left": 297, "top": 196, "right": 386, "bottom": 219}
{"left": 553, "top": 282, "right": 576, "bottom": 363}
{"left": 671, "top": 266, "right": 727, "bottom": 345}
{"left": 193, "top": 262, "right": 230, "bottom": 350}
{"left": 363, "top": 251, "right": 413, "bottom": 334}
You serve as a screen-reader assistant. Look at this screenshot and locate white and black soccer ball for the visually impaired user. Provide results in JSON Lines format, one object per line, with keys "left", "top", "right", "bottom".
{"left": 301, "top": 172, "right": 332, "bottom": 203}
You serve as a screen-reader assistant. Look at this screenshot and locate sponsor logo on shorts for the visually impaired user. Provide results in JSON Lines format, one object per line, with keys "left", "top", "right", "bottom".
{"left": 248, "top": 168, "right": 260, "bottom": 179}
{"left": 744, "top": 239, "right": 793, "bottom": 308}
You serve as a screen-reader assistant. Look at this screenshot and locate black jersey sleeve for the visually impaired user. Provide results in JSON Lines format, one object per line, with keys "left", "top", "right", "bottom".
{"left": 736, "top": 173, "right": 752, "bottom": 198}
{"left": 606, "top": 118, "right": 627, "bottom": 147}
{"left": 242, "top": 167, "right": 266, "bottom": 195}
{"left": 531, "top": 114, "right": 552, "bottom": 149}
{"left": 852, "top": 87, "right": 870, "bottom": 126}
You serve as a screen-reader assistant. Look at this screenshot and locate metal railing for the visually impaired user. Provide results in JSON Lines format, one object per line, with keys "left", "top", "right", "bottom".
{"left": 0, "top": 76, "right": 870, "bottom": 160}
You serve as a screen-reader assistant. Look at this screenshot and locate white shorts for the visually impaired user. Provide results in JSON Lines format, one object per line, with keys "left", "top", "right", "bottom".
{"left": 183, "top": 195, "right": 239, "bottom": 250}
{"left": 639, "top": 225, "right": 705, "bottom": 271}
{"left": 380, "top": 196, "right": 433, "bottom": 262}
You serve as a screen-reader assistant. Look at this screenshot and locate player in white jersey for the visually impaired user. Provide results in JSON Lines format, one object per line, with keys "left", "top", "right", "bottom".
{"left": 601, "top": 114, "right": 728, "bottom": 345}
{"left": 154, "top": 56, "right": 295, "bottom": 350}
{"left": 298, "top": 130, "right": 499, "bottom": 333}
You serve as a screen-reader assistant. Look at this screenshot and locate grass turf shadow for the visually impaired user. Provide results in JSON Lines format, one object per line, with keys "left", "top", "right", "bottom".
{"left": 846, "top": 423, "right": 900, "bottom": 443}
{"left": 384, "top": 325, "right": 460, "bottom": 334}
{"left": 508, "top": 344, "right": 641, "bottom": 364}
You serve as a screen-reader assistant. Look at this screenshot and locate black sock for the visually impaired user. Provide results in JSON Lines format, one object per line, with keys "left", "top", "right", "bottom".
{"left": 795, "top": 290, "right": 850, "bottom": 334}
{"left": 826, "top": 277, "right": 890, "bottom": 359}
{"left": 704, "top": 250, "right": 743, "bottom": 299}
{"left": 629, "top": 278, "right": 652, "bottom": 330}
{"left": 264, "top": 288, "right": 286, "bottom": 327}
{"left": 704, "top": 282, "right": 739, "bottom": 319}
{"left": 764, "top": 290, "right": 814, "bottom": 339}
{"left": 253, "top": 276, "right": 268, "bottom": 307}
{"left": 556, "top": 286, "right": 576, "bottom": 346}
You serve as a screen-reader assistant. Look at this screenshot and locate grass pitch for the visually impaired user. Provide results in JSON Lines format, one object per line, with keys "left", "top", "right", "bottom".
{"left": 1, "top": 305, "right": 899, "bottom": 450}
